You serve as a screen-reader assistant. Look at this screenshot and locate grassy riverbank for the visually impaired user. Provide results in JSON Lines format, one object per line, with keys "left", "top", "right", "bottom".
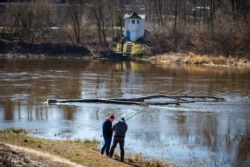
{"left": 0, "top": 128, "right": 175, "bottom": 167}
{"left": 148, "top": 52, "right": 250, "bottom": 68}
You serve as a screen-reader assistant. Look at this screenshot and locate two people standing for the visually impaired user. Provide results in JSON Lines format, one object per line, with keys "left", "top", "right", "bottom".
{"left": 101, "top": 114, "right": 128, "bottom": 162}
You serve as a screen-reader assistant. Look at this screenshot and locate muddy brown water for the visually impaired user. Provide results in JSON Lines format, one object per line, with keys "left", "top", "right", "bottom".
{"left": 0, "top": 58, "right": 250, "bottom": 167}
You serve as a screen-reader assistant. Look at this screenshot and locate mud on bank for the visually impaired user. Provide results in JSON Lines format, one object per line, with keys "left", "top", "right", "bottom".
{"left": 0, "top": 143, "right": 70, "bottom": 167}
{"left": 0, "top": 40, "right": 91, "bottom": 58}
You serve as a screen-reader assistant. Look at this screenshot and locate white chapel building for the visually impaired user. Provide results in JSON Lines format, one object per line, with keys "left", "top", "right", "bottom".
{"left": 124, "top": 12, "right": 145, "bottom": 42}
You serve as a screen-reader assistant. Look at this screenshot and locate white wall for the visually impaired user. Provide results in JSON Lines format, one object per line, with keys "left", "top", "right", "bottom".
{"left": 124, "top": 15, "right": 145, "bottom": 42}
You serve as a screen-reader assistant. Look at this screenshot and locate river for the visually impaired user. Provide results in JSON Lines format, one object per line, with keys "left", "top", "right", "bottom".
{"left": 0, "top": 58, "right": 249, "bottom": 167}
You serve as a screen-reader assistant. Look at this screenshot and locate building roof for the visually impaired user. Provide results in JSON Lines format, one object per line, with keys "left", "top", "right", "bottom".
{"left": 124, "top": 12, "right": 145, "bottom": 19}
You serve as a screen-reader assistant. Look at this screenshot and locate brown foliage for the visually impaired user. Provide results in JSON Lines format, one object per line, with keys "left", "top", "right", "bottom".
{"left": 191, "top": 31, "right": 233, "bottom": 56}
{"left": 234, "top": 22, "right": 250, "bottom": 58}
{"left": 145, "top": 24, "right": 192, "bottom": 55}
{"left": 1, "top": 1, "right": 249, "bottom": 58}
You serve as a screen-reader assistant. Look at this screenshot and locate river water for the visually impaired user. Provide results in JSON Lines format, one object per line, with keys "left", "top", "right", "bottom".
{"left": 0, "top": 58, "right": 249, "bottom": 167}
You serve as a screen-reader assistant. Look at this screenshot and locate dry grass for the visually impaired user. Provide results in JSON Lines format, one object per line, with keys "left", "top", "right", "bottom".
{"left": 181, "top": 52, "right": 211, "bottom": 64}
{"left": 0, "top": 128, "right": 175, "bottom": 167}
{"left": 149, "top": 52, "right": 250, "bottom": 68}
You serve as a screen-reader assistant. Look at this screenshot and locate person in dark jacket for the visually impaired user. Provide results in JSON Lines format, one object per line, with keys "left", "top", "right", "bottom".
{"left": 100, "top": 114, "right": 115, "bottom": 156}
{"left": 109, "top": 117, "right": 128, "bottom": 162}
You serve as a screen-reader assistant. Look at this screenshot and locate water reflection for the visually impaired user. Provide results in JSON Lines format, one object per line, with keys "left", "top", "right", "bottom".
{"left": 0, "top": 59, "right": 250, "bottom": 166}
{"left": 237, "top": 135, "right": 250, "bottom": 167}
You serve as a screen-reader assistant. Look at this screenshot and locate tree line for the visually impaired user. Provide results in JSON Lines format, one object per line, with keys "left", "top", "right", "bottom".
{"left": 0, "top": 0, "right": 249, "bottom": 57}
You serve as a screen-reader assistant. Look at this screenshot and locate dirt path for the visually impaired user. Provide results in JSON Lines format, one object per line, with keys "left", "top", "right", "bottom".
{"left": 4, "top": 143, "right": 86, "bottom": 167}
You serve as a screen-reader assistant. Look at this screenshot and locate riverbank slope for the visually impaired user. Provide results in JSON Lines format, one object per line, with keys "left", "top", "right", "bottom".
{"left": 147, "top": 52, "right": 250, "bottom": 68}
{"left": 0, "top": 129, "right": 175, "bottom": 167}
{"left": 1, "top": 39, "right": 249, "bottom": 68}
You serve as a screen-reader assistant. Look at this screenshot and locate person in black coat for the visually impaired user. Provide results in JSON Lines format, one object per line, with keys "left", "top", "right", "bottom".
{"left": 109, "top": 117, "right": 128, "bottom": 162}
{"left": 100, "top": 114, "right": 115, "bottom": 156}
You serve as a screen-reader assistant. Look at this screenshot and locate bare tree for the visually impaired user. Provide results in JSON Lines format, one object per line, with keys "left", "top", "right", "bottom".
{"left": 65, "top": 0, "right": 85, "bottom": 44}
{"left": 154, "top": 0, "right": 164, "bottom": 26}
{"left": 86, "top": 0, "right": 107, "bottom": 45}
{"left": 114, "top": 0, "right": 125, "bottom": 40}
{"left": 173, "top": 0, "right": 178, "bottom": 33}
{"left": 10, "top": 0, "right": 53, "bottom": 42}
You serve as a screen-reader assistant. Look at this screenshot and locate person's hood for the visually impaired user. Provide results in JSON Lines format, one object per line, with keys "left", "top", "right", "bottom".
{"left": 119, "top": 117, "right": 125, "bottom": 122}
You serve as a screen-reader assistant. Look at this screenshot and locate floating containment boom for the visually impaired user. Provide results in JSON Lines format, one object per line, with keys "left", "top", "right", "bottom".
{"left": 47, "top": 95, "right": 225, "bottom": 106}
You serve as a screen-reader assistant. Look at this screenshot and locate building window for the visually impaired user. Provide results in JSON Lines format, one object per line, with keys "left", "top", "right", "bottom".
{"left": 137, "top": 20, "right": 139, "bottom": 24}
{"left": 132, "top": 20, "right": 135, "bottom": 24}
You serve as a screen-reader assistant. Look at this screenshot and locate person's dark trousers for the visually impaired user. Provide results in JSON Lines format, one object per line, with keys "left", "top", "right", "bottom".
{"left": 101, "top": 137, "right": 112, "bottom": 156}
{"left": 109, "top": 137, "right": 125, "bottom": 162}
